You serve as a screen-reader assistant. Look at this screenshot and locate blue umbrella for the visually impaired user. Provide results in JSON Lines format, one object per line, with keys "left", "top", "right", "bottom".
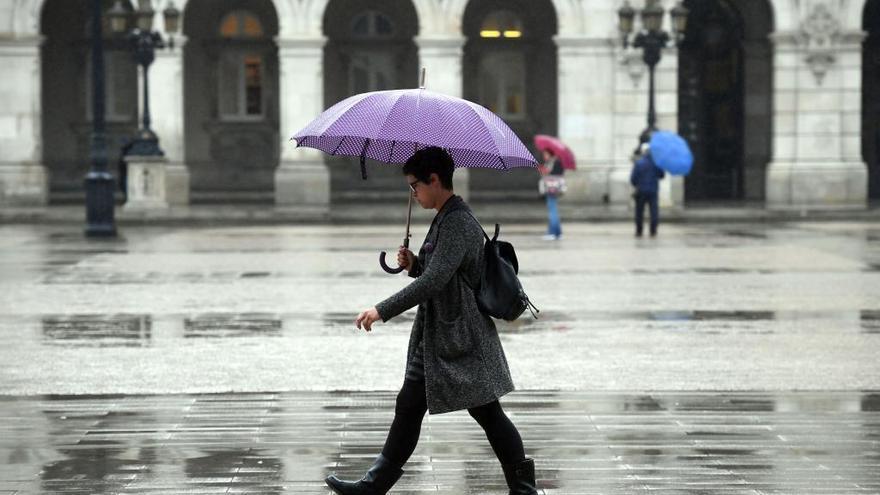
{"left": 649, "top": 130, "right": 693, "bottom": 176}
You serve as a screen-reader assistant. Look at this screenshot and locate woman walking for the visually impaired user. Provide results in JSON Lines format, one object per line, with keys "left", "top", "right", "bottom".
{"left": 325, "top": 146, "right": 538, "bottom": 495}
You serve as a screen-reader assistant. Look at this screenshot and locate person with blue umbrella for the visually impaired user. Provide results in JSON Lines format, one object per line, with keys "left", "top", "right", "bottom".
{"left": 630, "top": 142, "right": 666, "bottom": 237}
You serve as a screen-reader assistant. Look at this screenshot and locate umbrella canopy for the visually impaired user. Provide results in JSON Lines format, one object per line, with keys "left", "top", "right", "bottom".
{"left": 648, "top": 130, "right": 693, "bottom": 176}
{"left": 534, "top": 134, "right": 576, "bottom": 170}
{"left": 292, "top": 88, "right": 537, "bottom": 171}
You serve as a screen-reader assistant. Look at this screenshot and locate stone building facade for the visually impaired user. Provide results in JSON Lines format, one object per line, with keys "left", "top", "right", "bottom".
{"left": 0, "top": 0, "right": 877, "bottom": 210}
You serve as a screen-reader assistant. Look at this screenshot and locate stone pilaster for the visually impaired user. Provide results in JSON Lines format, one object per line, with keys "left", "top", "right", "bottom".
{"left": 766, "top": 6, "right": 868, "bottom": 209}
{"left": 275, "top": 37, "right": 331, "bottom": 212}
{"left": 416, "top": 36, "right": 469, "bottom": 201}
{"left": 151, "top": 36, "right": 189, "bottom": 206}
{"left": 0, "top": 37, "right": 48, "bottom": 205}
{"left": 556, "top": 35, "right": 614, "bottom": 205}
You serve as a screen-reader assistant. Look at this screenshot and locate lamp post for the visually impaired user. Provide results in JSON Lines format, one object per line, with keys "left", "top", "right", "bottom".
{"left": 618, "top": 0, "right": 689, "bottom": 145}
{"left": 107, "top": 0, "right": 180, "bottom": 157}
{"left": 84, "top": 0, "right": 116, "bottom": 237}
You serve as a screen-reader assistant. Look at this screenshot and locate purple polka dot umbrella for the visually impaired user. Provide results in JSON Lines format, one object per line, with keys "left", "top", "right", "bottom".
{"left": 291, "top": 71, "right": 538, "bottom": 274}
{"left": 291, "top": 87, "right": 538, "bottom": 177}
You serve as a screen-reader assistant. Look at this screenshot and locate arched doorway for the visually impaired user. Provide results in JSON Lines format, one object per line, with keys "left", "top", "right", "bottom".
{"left": 462, "top": 0, "right": 557, "bottom": 200}
{"left": 678, "top": 0, "right": 772, "bottom": 202}
{"left": 323, "top": 0, "right": 419, "bottom": 201}
{"left": 183, "top": 0, "right": 280, "bottom": 203}
{"left": 41, "top": 0, "right": 138, "bottom": 203}
{"left": 864, "top": 0, "right": 880, "bottom": 200}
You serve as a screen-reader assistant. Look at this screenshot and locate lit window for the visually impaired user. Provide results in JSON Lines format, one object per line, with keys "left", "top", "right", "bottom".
{"left": 480, "top": 10, "right": 523, "bottom": 39}
{"left": 219, "top": 11, "right": 264, "bottom": 38}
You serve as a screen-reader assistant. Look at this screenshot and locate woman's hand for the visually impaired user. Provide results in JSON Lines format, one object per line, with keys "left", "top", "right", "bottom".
{"left": 397, "top": 246, "right": 415, "bottom": 271}
{"left": 355, "top": 307, "right": 381, "bottom": 332}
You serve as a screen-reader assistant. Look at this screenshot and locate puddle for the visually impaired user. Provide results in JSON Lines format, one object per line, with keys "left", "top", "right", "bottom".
{"left": 184, "top": 313, "right": 282, "bottom": 338}
{"left": 42, "top": 314, "right": 152, "bottom": 347}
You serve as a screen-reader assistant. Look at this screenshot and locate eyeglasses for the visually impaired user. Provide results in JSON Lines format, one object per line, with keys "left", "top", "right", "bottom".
{"left": 408, "top": 180, "right": 420, "bottom": 193}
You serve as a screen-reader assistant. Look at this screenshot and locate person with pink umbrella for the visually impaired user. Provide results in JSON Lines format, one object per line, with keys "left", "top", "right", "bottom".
{"left": 534, "top": 135, "right": 576, "bottom": 241}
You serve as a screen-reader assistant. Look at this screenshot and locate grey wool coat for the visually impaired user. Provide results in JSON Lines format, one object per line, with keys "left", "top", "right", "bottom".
{"left": 375, "top": 195, "right": 516, "bottom": 414}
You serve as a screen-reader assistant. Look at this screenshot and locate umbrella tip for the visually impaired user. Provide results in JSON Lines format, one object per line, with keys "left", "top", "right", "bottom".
{"left": 419, "top": 67, "right": 426, "bottom": 89}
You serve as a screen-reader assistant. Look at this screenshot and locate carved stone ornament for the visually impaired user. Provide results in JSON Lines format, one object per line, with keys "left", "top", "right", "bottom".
{"left": 798, "top": 3, "right": 841, "bottom": 84}
{"left": 620, "top": 48, "right": 645, "bottom": 86}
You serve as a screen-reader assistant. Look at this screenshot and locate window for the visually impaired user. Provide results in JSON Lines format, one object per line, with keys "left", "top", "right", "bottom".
{"left": 85, "top": 50, "right": 137, "bottom": 122}
{"left": 478, "top": 52, "right": 526, "bottom": 118}
{"left": 218, "top": 11, "right": 265, "bottom": 119}
{"left": 480, "top": 10, "right": 523, "bottom": 38}
{"left": 351, "top": 11, "right": 395, "bottom": 38}
{"left": 349, "top": 52, "right": 394, "bottom": 94}
{"left": 220, "top": 11, "right": 264, "bottom": 38}
{"left": 219, "top": 53, "right": 264, "bottom": 118}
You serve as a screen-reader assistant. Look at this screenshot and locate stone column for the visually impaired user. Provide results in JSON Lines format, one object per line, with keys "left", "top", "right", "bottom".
{"left": 275, "top": 37, "right": 330, "bottom": 213}
{"left": 416, "top": 36, "right": 469, "bottom": 200}
{"left": 766, "top": 7, "right": 868, "bottom": 209}
{"left": 151, "top": 36, "right": 189, "bottom": 206}
{"left": 556, "top": 35, "right": 615, "bottom": 205}
{"left": 0, "top": 37, "right": 48, "bottom": 205}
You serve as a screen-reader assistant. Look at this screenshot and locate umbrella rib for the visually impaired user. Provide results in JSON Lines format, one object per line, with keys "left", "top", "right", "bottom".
{"left": 330, "top": 136, "right": 345, "bottom": 156}
{"left": 388, "top": 140, "right": 396, "bottom": 163}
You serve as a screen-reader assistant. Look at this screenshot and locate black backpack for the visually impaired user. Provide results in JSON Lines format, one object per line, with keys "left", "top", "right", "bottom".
{"left": 465, "top": 216, "right": 539, "bottom": 321}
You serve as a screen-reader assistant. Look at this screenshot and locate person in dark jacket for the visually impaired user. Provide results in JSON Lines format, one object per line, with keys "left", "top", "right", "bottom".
{"left": 630, "top": 143, "right": 666, "bottom": 237}
{"left": 325, "top": 146, "right": 538, "bottom": 495}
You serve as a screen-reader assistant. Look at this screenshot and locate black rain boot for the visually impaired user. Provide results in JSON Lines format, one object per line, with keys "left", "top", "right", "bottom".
{"left": 502, "top": 458, "right": 539, "bottom": 495}
{"left": 325, "top": 454, "right": 404, "bottom": 495}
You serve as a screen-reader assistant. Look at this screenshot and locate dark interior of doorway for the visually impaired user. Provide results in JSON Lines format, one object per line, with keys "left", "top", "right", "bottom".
{"left": 679, "top": 0, "right": 745, "bottom": 202}
{"left": 864, "top": 0, "right": 880, "bottom": 201}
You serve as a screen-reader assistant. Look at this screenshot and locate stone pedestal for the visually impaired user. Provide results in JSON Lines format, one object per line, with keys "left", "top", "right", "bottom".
{"left": 165, "top": 161, "right": 189, "bottom": 206}
{"left": 124, "top": 155, "right": 169, "bottom": 211}
{"left": 767, "top": 161, "right": 867, "bottom": 208}
{"left": 275, "top": 157, "right": 331, "bottom": 207}
{"left": 0, "top": 164, "right": 48, "bottom": 205}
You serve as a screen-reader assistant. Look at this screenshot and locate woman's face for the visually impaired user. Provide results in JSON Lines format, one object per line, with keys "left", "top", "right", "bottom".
{"left": 406, "top": 173, "right": 436, "bottom": 209}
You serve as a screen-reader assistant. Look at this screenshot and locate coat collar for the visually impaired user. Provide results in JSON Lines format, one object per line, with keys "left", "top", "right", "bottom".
{"left": 432, "top": 194, "right": 467, "bottom": 228}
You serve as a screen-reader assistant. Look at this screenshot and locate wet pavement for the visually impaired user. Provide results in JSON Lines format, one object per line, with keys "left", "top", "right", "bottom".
{"left": 1, "top": 221, "right": 879, "bottom": 493}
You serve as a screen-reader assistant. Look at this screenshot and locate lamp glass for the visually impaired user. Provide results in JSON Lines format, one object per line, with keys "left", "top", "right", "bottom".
{"left": 617, "top": 2, "right": 635, "bottom": 34}
{"left": 136, "top": 6, "right": 154, "bottom": 31}
{"left": 641, "top": 5, "right": 663, "bottom": 33}
{"left": 108, "top": 1, "right": 129, "bottom": 34}
{"left": 671, "top": 3, "right": 689, "bottom": 35}
{"left": 163, "top": 2, "right": 181, "bottom": 34}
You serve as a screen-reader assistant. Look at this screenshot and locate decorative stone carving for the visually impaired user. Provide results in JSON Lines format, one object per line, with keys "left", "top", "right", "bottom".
{"left": 619, "top": 48, "right": 645, "bottom": 86}
{"left": 798, "top": 3, "right": 841, "bottom": 85}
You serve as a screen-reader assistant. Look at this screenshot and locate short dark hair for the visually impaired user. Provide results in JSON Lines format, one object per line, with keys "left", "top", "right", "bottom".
{"left": 403, "top": 146, "right": 455, "bottom": 190}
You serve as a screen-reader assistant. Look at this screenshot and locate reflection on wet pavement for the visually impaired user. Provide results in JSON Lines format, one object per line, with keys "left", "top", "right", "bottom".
{"left": 184, "top": 313, "right": 282, "bottom": 338}
{"left": 41, "top": 315, "right": 151, "bottom": 347}
{"left": 0, "top": 391, "right": 877, "bottom": 494}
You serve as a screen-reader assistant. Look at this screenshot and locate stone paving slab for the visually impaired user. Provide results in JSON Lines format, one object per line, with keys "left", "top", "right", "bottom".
{"left": 0, "top": 391, "right": 878, "bottom": 494}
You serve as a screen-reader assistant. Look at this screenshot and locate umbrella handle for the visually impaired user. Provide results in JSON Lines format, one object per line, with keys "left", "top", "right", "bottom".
{"left": 379, "top": 251, "right": 406, "bottom": 274}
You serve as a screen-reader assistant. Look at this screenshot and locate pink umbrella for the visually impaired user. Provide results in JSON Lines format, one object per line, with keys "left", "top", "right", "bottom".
{"left": 534, "top": 135, "right": 576, "bottom": 170}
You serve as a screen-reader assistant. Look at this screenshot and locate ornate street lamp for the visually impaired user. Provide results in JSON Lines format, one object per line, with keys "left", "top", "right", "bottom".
{"left": 109, "top": 0, "right": 180, "bottom": 157}
{"left": 84, "top": 0, "right": 117, "bottom": 237}
{"left": 618, "top": 0, "right": 688, "bottom": 144}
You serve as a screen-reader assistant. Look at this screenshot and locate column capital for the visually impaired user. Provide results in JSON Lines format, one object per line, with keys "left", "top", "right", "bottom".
{"left": 0, "top": 36, "right": 43, "bottom": 55}
{"left": 554, "top": 35, "right": 615, "bottom": 56}
{"left": 415, "top": 36, "right": 465, "bottom": 49}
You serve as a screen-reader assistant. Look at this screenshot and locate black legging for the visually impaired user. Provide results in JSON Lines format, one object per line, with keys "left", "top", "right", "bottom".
{"left": 381, "top": 378, "right": 526, "bottom": 466}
